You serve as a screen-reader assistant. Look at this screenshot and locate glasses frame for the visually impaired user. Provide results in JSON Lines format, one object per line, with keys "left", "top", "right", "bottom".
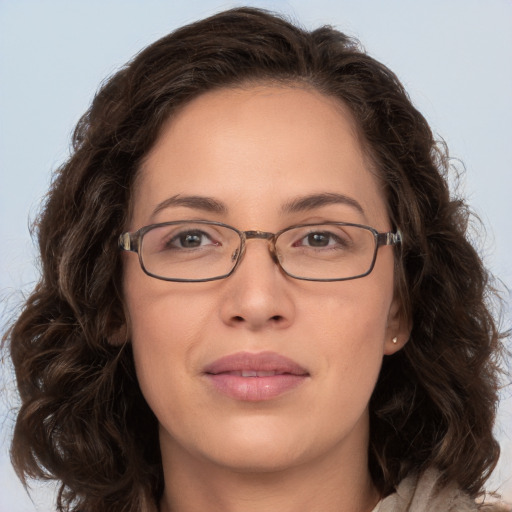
{"left": 119, "top": 220, "right": 402, "bottom": 283}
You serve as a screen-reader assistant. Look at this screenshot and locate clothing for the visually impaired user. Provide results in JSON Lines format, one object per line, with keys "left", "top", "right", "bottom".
{"left": 371, "top": 468, "right": 508, "bottom": 512}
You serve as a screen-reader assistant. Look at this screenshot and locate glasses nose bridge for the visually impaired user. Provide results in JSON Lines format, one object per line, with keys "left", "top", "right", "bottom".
{"left": 243, "top": 229, "right": 274, "bottom": 240}
{"left": 240, "top": 230, "right": 279, "bottom": 264}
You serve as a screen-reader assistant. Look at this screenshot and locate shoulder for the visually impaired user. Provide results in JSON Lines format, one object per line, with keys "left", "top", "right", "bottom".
{"left": 479, "top": 504, "right": 512, "bottom": 512}
{"left": 378, "top": 468, "right": 511, "bottom": 512}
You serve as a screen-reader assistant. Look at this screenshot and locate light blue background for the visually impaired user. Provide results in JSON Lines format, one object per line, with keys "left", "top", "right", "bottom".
{"left": 1, "top": 1, "right": 511, "bottom": 509}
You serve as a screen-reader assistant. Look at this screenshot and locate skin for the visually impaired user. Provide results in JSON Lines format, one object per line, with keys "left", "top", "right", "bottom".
{"left": 122, "top": 85, "right": 410, "bottom": 512}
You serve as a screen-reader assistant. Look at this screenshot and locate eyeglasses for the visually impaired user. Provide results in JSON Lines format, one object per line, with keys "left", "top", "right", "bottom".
{"left": 119, "top": 220, "right": 402, "bottom": 282}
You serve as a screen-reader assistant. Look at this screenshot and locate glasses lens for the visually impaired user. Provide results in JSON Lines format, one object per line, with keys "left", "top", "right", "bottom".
{"left": 140, "top": 222, "right": 241, "bottom": 281}
{"left": 276, "top": 224, "right": 377, "bottom": 280}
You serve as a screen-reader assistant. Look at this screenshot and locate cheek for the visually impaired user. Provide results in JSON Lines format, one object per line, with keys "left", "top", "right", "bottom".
{"left": 305, "top": 276, "right": 393, "bottom": 347}
{"left": 127, "top": 291, "right": 209, "bottom": 359}
{"left": 302, "top": 272, "right": 394, "bottom": 384}
{"left": 124, "top": 253, "right": 214, "bottom": 346}
{"left": 127, "top": 299, "right": 202, "bottom": 433}
{"left": 123, "top": 269, "right": 214, "bottom": 408}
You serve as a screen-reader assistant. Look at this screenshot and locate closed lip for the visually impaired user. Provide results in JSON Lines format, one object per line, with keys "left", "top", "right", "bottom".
{"left": 203, "top": 351, "right": 310, "bottom": 401}
{"left": 203, "top": 351, "right": 309, "bottom": 376}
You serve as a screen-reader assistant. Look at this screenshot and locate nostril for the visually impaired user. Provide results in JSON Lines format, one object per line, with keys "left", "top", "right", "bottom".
{"left": 231, "top": 314, "right": 283, "bottom": 324}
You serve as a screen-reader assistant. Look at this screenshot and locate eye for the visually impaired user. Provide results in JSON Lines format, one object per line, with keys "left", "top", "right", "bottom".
{"left": 293, "top": 230, "right": 348, "bottom": 249}
{"left": 167, "top": 229, "right": 219, "bottom": 249}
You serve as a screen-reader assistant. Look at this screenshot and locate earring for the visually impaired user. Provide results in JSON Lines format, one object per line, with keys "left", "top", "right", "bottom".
{"left": 392, "top": 337, "right": 398, "bottom": 344}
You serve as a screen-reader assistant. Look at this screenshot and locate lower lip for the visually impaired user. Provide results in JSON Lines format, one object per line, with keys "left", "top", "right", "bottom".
{"left": 205, "top": 374, "right": 308, "bottom": 401}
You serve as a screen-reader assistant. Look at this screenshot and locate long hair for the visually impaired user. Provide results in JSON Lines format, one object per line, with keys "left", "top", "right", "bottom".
{"left": 3, "top": 7, "right": 505, "bottom": 511}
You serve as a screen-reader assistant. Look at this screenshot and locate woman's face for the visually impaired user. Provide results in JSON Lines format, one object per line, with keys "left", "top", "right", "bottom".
{"left": 123, "top": 85, "right": 408, "bottom": 475}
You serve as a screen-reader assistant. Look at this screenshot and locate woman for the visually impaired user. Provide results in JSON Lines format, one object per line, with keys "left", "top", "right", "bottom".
{"left": 4, "top": 7, "right": 507, "bottom": 512}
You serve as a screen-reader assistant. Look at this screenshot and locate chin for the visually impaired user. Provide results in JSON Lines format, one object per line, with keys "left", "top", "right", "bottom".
{"left": 192, "top": 417, "right": 341, "bottom": 474}
{"left": 171, "top": 416, "right": 311, "bottom": 473}
{"left": 204, "top": 443, "right": 308, "bottom": 474}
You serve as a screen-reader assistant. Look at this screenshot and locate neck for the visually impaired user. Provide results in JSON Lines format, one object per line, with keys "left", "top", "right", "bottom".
{"left": 158, "top": 423, "right": 380, "bottom": 512}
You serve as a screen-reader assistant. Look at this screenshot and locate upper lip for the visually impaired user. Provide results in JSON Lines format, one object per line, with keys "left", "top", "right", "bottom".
{"left": 203, "top": 351, "right": 309, "bottom": 376}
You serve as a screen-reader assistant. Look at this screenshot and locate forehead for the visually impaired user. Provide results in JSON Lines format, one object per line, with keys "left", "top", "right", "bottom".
{"left": 132, "top": 85, "right": 387, "bottom": 229}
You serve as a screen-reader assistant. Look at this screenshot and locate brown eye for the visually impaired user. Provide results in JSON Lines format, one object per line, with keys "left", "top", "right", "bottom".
{"left": 167, "top": 230, "right": 217, "bottom": 249}
{"left": 293, "top": 231, "right": 347, "bottom": 249}
{"left": 305, "top": 232, "right": 331, "bottom": 247}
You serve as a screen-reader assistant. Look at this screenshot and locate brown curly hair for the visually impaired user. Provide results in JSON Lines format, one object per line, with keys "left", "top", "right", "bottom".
{"left": 3, "top": 7, "right": 505, "bottom": 511}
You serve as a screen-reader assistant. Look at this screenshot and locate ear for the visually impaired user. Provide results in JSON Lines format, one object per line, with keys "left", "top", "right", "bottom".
{"left": 384, "top": 297, "right": 412, "bottom": 355}
{"left": 107, "top": 323, "right": 130, "bottom": 346}
{"left": 106, "top": 304, "right": 132, "bottom": 346}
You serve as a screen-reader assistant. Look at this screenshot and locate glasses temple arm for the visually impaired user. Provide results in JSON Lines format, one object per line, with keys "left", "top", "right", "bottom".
{"left": 377, "top": 229, "right": 402, "bottom": 247}
{"left": 118, "top": 232, "right": 140, "bottom": 252}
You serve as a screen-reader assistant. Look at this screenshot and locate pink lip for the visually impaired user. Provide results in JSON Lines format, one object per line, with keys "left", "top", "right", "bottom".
{"left": 203, "top": 351, "right": 309, "bottom": 401}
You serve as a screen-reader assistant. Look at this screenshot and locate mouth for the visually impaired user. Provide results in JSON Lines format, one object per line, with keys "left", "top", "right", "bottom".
{"left": 203, "top": 351, "right": 309, "bottom": 401}
{"left": 221, "top": 370, "right": 293, "bottom": 377}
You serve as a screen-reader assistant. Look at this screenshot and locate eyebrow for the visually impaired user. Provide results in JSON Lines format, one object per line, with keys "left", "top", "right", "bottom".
{"left": 281, "top": 192, "right": 365, "bottom": 216}
{"left": 150, "top": 192, "right": 365, "bottom": 219}
{"left": 151, "top": 195, "right": 227, "bottom": 218}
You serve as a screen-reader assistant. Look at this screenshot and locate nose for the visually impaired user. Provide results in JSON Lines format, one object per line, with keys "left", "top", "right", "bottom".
{"left": 219, "top": 238, "right": 295, "bottom": 331}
